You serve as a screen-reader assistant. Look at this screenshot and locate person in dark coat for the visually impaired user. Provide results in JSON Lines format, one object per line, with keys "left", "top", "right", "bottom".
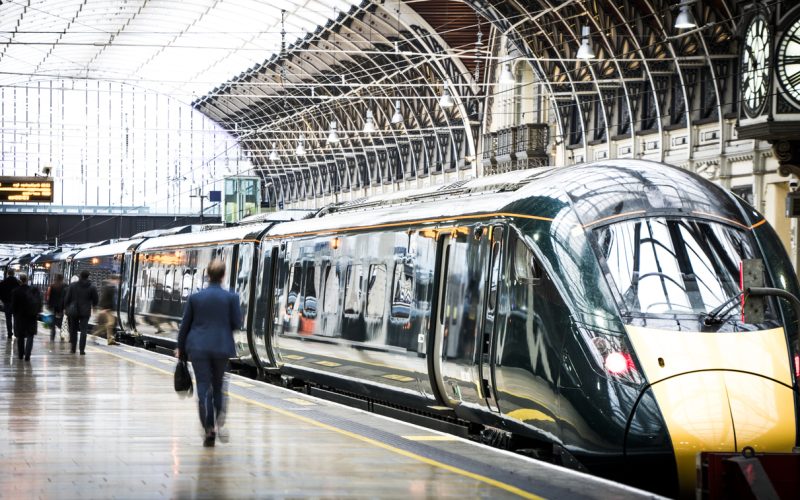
{"left": 64, "top": 270, "right": 99, "bottom": 355}
{"left": 46, "top": 274, "right": 67, "bottom": 341}
{"left": 0, "top": 269, "right": 20, "bottom": 340}
{"left": 176, "top": 260, "right": 242, "bottom": 447}
{"left": 11, "top": 274, "right": 41, "bottom": 361}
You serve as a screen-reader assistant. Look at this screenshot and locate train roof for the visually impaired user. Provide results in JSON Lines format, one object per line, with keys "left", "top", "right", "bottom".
{"left": 267, "top": 160, "right": 752, "bottom": 238}
{"left": 137, "top": 224, "right": 270, "bottom": 251}
{"left": 72, "top": 239, "right": 145, "bottom": 260}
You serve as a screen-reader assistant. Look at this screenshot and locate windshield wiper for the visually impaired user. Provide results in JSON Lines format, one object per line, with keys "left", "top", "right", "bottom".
{"left": 704, "top": 292, "right": 744, "bottom": 326}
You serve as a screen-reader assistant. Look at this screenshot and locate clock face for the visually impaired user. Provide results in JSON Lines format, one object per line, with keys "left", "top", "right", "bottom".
{"left": 741, "top": 15, "right": 770, "bottom": 118}
{"left": 777, "top": 17, "right": 800, "bottom": 108}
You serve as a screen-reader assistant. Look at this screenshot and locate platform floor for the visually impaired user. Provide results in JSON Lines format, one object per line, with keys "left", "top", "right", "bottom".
{"left": 0, "top": 320, "right": 659, "bottom": 499}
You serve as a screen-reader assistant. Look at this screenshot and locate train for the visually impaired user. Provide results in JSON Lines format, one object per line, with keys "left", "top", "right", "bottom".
{"left": 4, "top": 159, "right": 799, "bottom": 498}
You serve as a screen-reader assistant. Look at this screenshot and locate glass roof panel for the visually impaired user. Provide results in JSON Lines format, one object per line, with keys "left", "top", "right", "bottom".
{"left": 0, "top": 0, "right": 355, "bottom": 100}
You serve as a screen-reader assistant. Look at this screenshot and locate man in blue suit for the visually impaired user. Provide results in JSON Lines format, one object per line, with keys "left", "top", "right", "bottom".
{"left": 176, "top": 259, "right": 242, "bottom": 447}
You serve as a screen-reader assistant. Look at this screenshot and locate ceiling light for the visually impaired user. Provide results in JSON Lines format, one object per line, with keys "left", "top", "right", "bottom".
{"left": 576, "top": 26, "right": 595, "bottom": 60}
{"left": 269, "top": 143, "right": 279, "bottom": 162}
{"left": 327, "top": 121, "right": 339, "bottom": 144}
{"left": 363, "top": 109, "right": 376, "bottom": 134}
{"left": 499, "top": 62, "right": 515, "bottom": 84}
{"left": 391, "top": 100, "right": 404, "bottom": 125}
{"left": 439, "top": 89, "right": 454, "bottom": 108}
{"left": 295, "top": 135, "right": 306, "bottom": 156}
{"left": 674, "top": 5, "right": 696, "bottom": 29}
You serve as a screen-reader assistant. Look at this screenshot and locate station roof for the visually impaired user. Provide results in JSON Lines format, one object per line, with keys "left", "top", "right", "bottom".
{"left": 0, "top": 0, "right": 355, "bottom": 101}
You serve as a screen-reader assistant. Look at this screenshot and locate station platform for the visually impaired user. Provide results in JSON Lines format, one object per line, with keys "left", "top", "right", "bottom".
{"left": 0, "top": 322, "right": 659, "bottom": 499}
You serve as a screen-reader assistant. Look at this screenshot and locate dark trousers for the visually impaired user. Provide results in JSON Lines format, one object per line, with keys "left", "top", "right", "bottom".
{"left": 3, "top": 304, "right": 12, "bottom": 338}
{"left": 191, "top": 356, "right": 229, "bottom": 432}
{"left": 17, "top": 335, "right": 33, "bottom": 360}
{"left": 69, "top": 316, "right": 90, "bottom": 353}
{"left": 50, "top": 312, "right": 63, "bottom": 340}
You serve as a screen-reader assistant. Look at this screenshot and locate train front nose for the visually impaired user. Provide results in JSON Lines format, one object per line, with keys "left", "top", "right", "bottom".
{"left": 643, "top": 371, "right": 796, "bottom": 496}
{"left": 626, "top": 327, "right": 797, "bottom": 497}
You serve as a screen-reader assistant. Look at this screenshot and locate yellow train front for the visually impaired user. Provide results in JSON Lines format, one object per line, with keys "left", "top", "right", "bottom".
{"left": 501, "top": 161, "right": 799, "bottom": 497}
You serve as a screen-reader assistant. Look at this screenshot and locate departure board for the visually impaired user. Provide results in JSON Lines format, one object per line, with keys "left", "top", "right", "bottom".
{"left": 0, "top": 177, "right": 54, "bottom": 202}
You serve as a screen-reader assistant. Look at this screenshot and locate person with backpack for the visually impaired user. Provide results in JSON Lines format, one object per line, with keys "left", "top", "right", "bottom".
{"left": 11, "top": 274, "right": 41, "bottom": 361}
{"left": 64, "top": 270, "right": 98, "bottom": 355}
{"left": 0, "top": 269, "right": 20, "bottom": 339}
{"left": 46, "top": 274, "right": 67, "bottom": 342}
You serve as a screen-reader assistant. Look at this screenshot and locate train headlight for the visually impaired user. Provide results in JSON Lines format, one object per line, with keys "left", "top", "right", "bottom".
{"left": 585, "top": 330, "right": 643, "bottom": 386}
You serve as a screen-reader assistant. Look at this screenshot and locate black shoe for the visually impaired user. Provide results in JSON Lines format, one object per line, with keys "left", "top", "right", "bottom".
{"left": 203, "top": 432, "right": 216, "bottom": 447}
{"left": 80, "top": 352, "right": 85, "bottom": 355}
{"left": 70, "top": 350, "right": 76, "bottom": 354}
{"left": 24, "top": 357, "right": 30, "bottom": 362}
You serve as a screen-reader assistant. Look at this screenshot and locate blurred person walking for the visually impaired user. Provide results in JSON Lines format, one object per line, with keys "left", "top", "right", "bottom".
{"left": 96, "top": 274, "right": 120, "bottom": 345}
{"left": 46, "top": 274, "right": 67, "bottom": 341}
{"left": 0, "top": 269, "right": 20, "bottom": 340}
{"left": 11, "top": 274, "right": 41, "bottom": 361}
{"left": 175, "top": 260, "right": 241, "bottom": 447}
{"left": 64, "top": 270, "right": 98, "bottom": 355}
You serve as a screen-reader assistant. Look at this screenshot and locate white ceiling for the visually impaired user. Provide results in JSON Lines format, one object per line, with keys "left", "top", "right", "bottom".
{"left": 0, "top": 0, "right": 354, "bottom": 102}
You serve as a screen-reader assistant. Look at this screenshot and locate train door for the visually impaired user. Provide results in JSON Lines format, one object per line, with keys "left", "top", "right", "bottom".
{"left": 120, "top": 248, "right": 137, "bottom": 331}
{"left": 250, "top": 245, "right": 278, "bottom": 369}
{"left": 430, "top": 227, "right": 487, "bottom": 408}
{"left": 431, "top": 233, "right": 457, "bottom": 407}
{"left": 481, "top": 225, "right": 504, "bottom": 412}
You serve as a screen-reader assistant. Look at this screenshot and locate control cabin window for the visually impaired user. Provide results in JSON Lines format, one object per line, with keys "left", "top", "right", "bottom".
{"left": 594, "top": 217, "right": 767, "bottom": 319}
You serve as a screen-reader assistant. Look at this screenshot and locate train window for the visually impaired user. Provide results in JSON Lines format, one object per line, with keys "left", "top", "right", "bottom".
{"left": 303, "top": 262, "right": 317, "bottom": 315}
{"left": 594, "top": 217, "right": 764, "bottom": 319}
{"left": 391, "top": 261, "right": 414, "bottom": 320}
{"left": 366, "top": 264, "right": 387, "bottom": 318}
{"left": 488, "top": 241, "right": 501, "bottom": 313}
{"left": 322, "top": 263, "right": 340, "bottom": 313}
{"left": 343, "top": 264, "right": 363, "bottom": 315}
{"left": 181, "top": 270, "right": 193, "bottom": 301}
{"left": 513, "top": 240, "right": 541, "bottom": 285}
{"left": 287, "top": 263, "right": 302, "bottom": 314}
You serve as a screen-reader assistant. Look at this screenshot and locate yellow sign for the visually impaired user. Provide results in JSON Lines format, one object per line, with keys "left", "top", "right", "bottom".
{"left": 0, "top": 176, "right": 54, "bottom": 202}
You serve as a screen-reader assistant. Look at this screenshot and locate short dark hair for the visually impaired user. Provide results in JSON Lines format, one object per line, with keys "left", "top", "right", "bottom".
{"left": 80, "top": 270, "right": 90, "bottom": 280}
{"left": 6, "top": 269, "right": 14, "bottom": 277}
{"left": 207, "top": 260, "right": 226, "bottom": 284}
{"left": 18, "top": 274, "right": 28, "bottom": 284}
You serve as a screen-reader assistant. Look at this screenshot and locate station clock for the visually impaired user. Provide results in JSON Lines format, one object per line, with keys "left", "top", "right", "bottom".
{"left": 741, "top": 14, "right": 770, "bottom": 118}
{"left": 777, "top": 16, "right": 800, "bottom": 109}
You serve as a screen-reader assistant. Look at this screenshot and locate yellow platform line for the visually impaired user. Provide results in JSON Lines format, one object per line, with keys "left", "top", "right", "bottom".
{"left": 403, "top": 435, "right": 460, "bottom": 441}
{"left": 231, "top": 380, "right": 255, "bottom": 388}
{"left": 95, "top": 347, "right": 543, "bottom": 500}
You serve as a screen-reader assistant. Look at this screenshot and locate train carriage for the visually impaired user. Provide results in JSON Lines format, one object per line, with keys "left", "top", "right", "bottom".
{"left": 131, "top": 225, "right": 270, "bottom": 359}
{"left": 70, "top": 239, "right": 145, "bottom": 331}
{"left": 249, "top": 160, "right": 799, "bottom": 497}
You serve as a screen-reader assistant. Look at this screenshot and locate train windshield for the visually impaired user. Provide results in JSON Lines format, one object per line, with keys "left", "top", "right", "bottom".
{"left": 593, "top": 217, "right": 759, "bottom": 318}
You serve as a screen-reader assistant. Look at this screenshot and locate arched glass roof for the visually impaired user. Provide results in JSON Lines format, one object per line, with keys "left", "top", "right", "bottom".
{"left": 0, "top": 0, "right": 355, "bottom": 101}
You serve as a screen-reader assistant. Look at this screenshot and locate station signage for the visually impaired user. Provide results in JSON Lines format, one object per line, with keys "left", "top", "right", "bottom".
{"left": 0, "top": 176, "right": 54, "bottom": 202}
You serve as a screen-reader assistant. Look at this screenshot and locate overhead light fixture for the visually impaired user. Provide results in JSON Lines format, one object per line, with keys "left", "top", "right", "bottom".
{"left": 269, "top": 143, "right": 279, "bottom": 162}
{"left": 674, "top": 5, "right": 696, "bottom": 29}
{"left": 499, "top": 62, "right": 515, "bottom": 84}
{"left": 439, "top": 88, "right": 454, "bottom": 108}
{"left": 327, "top": 120, "right": 340, "bottom": 144}
{"left": 576, "top": 26, "right": 595, "bottom": 60}
{"left": 295, "top": 135, "right": 306, "bottom": 156}
{"left": 363, "top": 109, "right": 376, "bottom": 133}
{"left": 391, "top": 100, "right": 404, "bottom": 125}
